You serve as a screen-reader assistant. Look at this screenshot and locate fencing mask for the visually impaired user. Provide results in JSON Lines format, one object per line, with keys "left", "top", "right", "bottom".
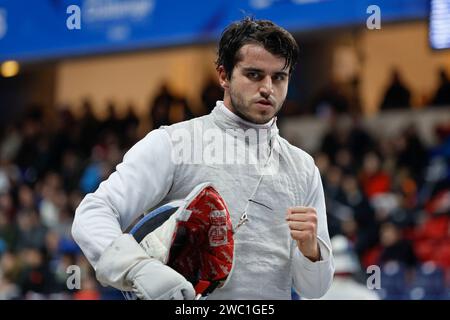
{"left": 122, "top": 182, "right": 234, "bottom": 300}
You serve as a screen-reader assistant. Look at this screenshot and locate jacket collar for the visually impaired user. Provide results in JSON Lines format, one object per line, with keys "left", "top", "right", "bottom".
{"left": 211, "top": 101, "right": 279, "bottom": 142}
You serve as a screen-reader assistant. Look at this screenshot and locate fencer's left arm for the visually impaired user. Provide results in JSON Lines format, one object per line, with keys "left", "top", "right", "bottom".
{"left": 291, "top": 166, "right": 335, "bottom": 299}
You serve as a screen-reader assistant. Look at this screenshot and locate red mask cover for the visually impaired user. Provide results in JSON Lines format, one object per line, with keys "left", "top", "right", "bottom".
{"left": 124, "top": 182, "right": 234, "bottom": 299}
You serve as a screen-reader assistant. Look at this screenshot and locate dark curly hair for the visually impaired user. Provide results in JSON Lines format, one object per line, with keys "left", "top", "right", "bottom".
{"left": 216, "top": 17, "right": 299, "bottom": 79}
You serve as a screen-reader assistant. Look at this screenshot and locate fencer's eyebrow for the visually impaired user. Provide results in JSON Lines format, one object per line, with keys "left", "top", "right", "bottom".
{"left": 242, "top": 67, "right": 288, "bottom": 77}
{"left": 274, "top": 71, "right": 289, "bottom": 77}
{"left": 242, "top": 67, "right": 263, "bottom": 73}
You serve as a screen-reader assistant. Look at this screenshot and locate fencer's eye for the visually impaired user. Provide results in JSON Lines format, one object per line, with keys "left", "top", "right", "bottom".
{"left": 273, "top": 74, "right": 286, "bottom": 82}
{"left": 247, "top": 72, "right": 261, "bottom": 80}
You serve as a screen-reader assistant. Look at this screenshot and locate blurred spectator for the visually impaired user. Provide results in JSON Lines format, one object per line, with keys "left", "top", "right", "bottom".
{"left": 0, "top": 251, "right": 21, "bottom": 299}
{"left": 37, "top": 172, "right": 65, "bottom": 229}
{"left": 431, "top": 68, "right": 450, "bottom": 106}
{"left": 0, "top": 125, "right": 22, "bottom": 163}
{"left": 169, "top": 97, "right": 195, "bottom": 124}
{"left": 338, "top": 174, "right": 379, "bottom": 258}
{"left": 311, "top": 78, "right": 351, "bottom": 116}
{"left": 15, "top": 209, "right": 47, "bottom": 251}
{"left": 322, "top": 165, "right": 346, "bottom": 238}
{"left": 18, "top": 184, "right": 36, "bottom": 212}
{"left": 14, "top": 109, "right": 46, "bottom": 183}
{"left": 324, "top": 165, "right": 345, "bottom": 204}
{"left": 359, "top": 152, "right": 391, "bottom": 199}
{"left": 319, "top": 116, "right": 349, "bottom": 163}
{"left": 79, "top": 99, "right": 101, "bottom": 157}
{"left": 380, "top": 69, "right": 411, "bottom": 110}
{"left": 394, "top": 125, "right": 428, "bottom": 183}
{"left": 101, "top": 101, "right": 122, "bottom": 135}
{"left": 122, "top": 104, "right": 140, "bottom": 130}
{"left": 378, "top": 222, "right": 418, "bottom": 268}
{"left": 17, "top": 247, "right": 57, "bottom": 298}
{"left": 79, "top": 145, "right": 112, "bottom": 194}
{"left": 149, "top": 83, "right": 175, "bottom": 129}
{"left": 201, "top": 76, "right": 223, "bottom": 114}
{"left": 48, "top": 108, "right": 79, "bottom": 172}
{"left": 347, "top": 116, "right": 375, "bottom": 167}
{"left": 60, "top": 149, "right": 83, "bottom": 192}
{"left": 0, "top": 191, "right": 15, "bottom": 223}
{"left": 335, "top": 148, "right": 354, "bottom": 175}
{"left": 0, "top": 210, "right": 17, "bottom": 251}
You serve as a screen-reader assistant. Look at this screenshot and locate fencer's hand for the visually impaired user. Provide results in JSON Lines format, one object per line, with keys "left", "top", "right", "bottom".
{"left": 286, "top": 206, "right": 321, "bottom": 262}
{"left": 127, "top": 259, "right": 196, "bottom": 300}
{"left": 95, "top": 234, "right": 196, "bottom": 300}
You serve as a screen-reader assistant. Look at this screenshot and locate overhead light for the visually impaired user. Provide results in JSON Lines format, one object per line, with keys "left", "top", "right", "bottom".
{"left": 1, "top": 60, "right": 20, "bottom": 78}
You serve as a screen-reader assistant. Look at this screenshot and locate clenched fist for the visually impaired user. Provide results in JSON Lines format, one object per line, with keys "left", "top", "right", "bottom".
{"left": 286, "top": 206, "right": 321, "bottom": 262}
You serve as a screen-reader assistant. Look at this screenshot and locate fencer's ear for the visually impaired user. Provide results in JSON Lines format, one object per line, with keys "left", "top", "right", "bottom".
{"left": 217, "top": 66, "right": 229, "bottom": 90}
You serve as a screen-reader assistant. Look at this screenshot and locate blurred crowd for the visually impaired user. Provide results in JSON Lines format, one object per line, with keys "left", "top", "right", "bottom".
{"left": 314, "top": 114, "right": 450, "bottom": 299}
{"left": 0, "top": 103, "right": 138, "bottom": 300}
{"left": 306, "top": 67, "right": 450, "bottom": 117}
{"left": 0, "top": 79, "right": 450, "bottom": 299}
{"left": 148, "top": 66, "right": 450, "bottom": 126}
{"left": 0, "top": 87, "right": 213, "bottom": 299}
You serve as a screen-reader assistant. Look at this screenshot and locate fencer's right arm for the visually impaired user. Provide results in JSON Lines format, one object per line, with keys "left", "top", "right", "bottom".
{"left": 71, "top": 129, "right": 194, "bottom": 299}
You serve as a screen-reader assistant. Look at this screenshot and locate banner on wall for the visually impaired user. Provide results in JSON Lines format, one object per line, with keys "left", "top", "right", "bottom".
{"left": 0, "top": 0, "right": 428, "bottom": 61}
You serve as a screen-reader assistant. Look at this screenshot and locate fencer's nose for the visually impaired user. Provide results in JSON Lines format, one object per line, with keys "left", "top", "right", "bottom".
{"left": 259, "top": 76, "right": 273, "bottom": 99}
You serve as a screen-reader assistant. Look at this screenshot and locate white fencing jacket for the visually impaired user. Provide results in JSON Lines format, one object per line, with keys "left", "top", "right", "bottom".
{"left": 72, "top": 101, "right": 335, "bottom": 299}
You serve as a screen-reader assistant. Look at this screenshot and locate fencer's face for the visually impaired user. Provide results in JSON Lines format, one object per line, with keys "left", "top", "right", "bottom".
{"left": 219, "top": 44, "right": 289, "bottom": 124}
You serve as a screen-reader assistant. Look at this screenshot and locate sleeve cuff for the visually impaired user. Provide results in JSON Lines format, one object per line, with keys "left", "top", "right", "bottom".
{"left": 294, "top": 235, "right": 332, "bottom": 271}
